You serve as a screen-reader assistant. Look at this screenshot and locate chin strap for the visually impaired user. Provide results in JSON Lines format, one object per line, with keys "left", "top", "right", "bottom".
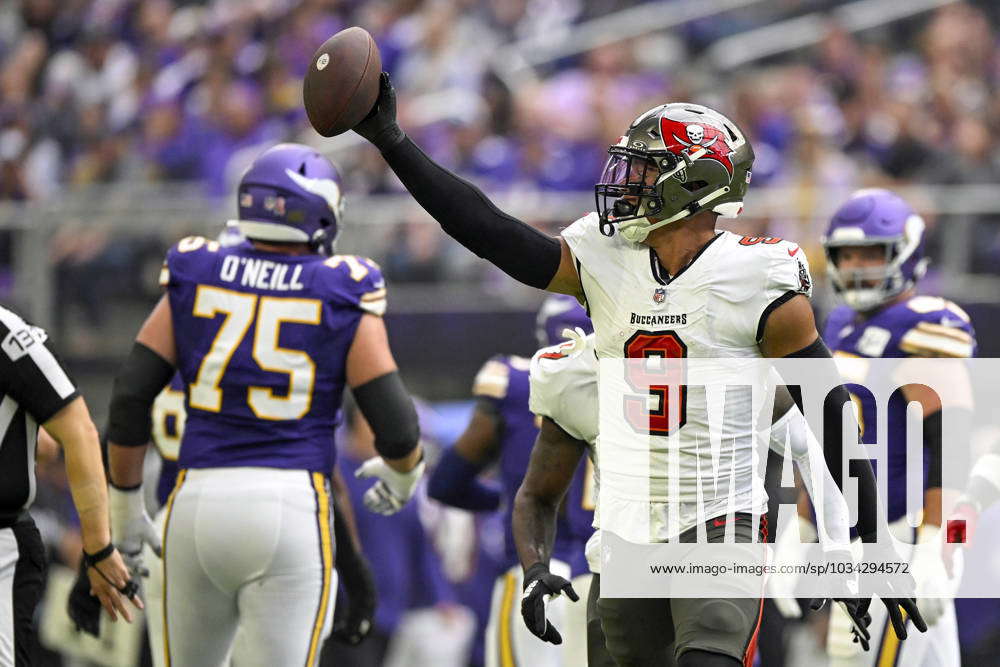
{"left": 619, "top": 186, "right": 731, "bottom": 243}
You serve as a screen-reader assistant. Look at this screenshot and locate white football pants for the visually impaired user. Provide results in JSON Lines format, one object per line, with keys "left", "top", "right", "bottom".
{"left": 143, "top": 508, "right": 167, "bottom": 667}
{"left": 161, "top": 467, "right": 336, "bottom": 667}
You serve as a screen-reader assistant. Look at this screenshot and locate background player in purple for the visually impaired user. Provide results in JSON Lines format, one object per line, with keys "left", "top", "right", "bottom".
{"left": 102, "top": 143, "right": 424, "bottom": 667}
{"left": 428, "top": 293, "right": 593, "bottom": 667}
{"left": 322, "top": 402, "right": 466, "bottom": 667}
{"left": 820, "top": 188, "right": 975, "bottom": 667}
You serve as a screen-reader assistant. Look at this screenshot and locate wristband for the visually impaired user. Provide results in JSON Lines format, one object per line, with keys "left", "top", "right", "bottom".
{"left": 83, "top": 543, "right": 116, "bottom": 568}
{"left": 523, "top": 562, "right": 549, "bottom": 590}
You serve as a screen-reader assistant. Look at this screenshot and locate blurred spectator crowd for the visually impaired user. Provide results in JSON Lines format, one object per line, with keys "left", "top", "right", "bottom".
{"left": 6, "top": 3, "right": 1000, "bottom": 664}
{"left": 3, "top": 0, "right": 1000, "bottom": 281}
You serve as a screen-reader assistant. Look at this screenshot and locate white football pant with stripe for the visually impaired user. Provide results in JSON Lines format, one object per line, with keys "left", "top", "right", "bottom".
{"left": 161, "top": 468, "right": 336, "bottom": 667}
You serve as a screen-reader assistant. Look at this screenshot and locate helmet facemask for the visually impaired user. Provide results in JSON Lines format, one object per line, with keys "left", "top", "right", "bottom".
{"left": 595, "top": 147, "right": 677, "bottom": 234}
{"left": 825, "top": 235, "right": 929, "bottom": 312}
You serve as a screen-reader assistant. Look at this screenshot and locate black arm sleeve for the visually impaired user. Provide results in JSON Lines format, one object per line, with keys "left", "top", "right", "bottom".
{"left": 923, "top": 411, "right": 943, "bottom": 489}
{"left": 380, "top": 137, "right": 562, "bottom": 289}
{"left": 352, "top": 371, "right": 419, "bottom": 459}
{"left": 786, "top": 337, "right": 881, "bottom": 541}
{"left": 107, "top": 342, "right": 174, "bottom": 446}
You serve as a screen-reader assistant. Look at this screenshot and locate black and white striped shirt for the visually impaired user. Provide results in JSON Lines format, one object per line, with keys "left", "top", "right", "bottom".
{"left": 0, "top": 305, "right": 78, "bottom": 524}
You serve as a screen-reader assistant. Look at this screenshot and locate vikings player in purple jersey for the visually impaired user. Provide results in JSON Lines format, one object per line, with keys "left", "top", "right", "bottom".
{"left": 819, "top": 189, "right": 975, "bottom": 667}
{"left": 427, "top": 294, "right": 593, "bottom": 667}
{"left": 102, "top": 143, "right": 423, "bottom": 667}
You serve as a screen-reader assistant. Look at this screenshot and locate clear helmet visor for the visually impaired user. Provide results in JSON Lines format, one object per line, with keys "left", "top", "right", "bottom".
{"left": 600, "top": 153, "right": 658, "bottom": 187}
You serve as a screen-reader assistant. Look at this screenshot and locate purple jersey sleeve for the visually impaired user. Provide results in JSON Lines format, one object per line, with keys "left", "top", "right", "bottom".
{"left": 828, "top": 296, "right": 977, "bottom": 526}
{"left": 828, "top": 297, "right": 976, "bottom": 360}
{"left": 823, "top": 305, "right": 856, "bottom": 347}
{"left": 474, "top": 355, "right": 588, "bottom": 572}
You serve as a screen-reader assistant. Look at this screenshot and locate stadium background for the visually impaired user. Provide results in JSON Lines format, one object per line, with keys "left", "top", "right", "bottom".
{"left": 2, "top": 0, "right": 1000, "bottom": 665}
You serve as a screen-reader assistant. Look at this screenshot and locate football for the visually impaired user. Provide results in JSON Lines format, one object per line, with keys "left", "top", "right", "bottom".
{"left": 303, "top": 27, "right": 382, "bottom": 137}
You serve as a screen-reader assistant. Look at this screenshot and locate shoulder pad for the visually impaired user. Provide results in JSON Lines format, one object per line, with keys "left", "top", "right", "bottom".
{"left": 472, "top": 355, "right": 511, "bottom": 400}
{"left": 898, "top": 296, "right": 976, "bottom": 358}
{"left": 528, "top": 334, "right": 598, "bottom": 441}
{"left": 322, "top": 255, "right": 387, "bottom": 316}
{"left": 161, "top": 236, "right": 222, "bottom": 287}
{"left": 824, "top": 305, "right": 856, "bottom": 344}
{"left": 561, "top": 212, "right": 621, "bottom": 270}
{"left": 717, "top": 233, "right": 812, "bottom": 298}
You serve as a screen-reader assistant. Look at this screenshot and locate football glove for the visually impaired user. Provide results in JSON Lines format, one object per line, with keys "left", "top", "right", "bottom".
{"left": 67, "top": 558, "right": 102, "bottom": 637}
{"left": 520, "top": 563, "right": 579, "bottom": 645}
{"left": 352, "top": 72, "right": 406, "bottom": 151}
{"left": 355, "top": 456, "right": 425, "bottom": 516}
{"left": 804, "top": 548, "right": 872, "bottom": 651}
{"left": 860, "top": 539, "right": 928, "bottom": 640}
{"left": 109, "top": 483, "right": 161, "bottom": 577}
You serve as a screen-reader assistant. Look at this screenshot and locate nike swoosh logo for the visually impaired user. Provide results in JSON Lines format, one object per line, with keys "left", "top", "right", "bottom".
{"left": 788, "top": 247, "right": 800, "bottom": 257}
{"left": 713, "top": 518, "right": 727, "bottom": 527}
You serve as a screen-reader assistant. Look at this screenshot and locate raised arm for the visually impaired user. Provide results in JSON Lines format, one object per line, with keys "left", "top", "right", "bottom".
{"left": 352, "top": 73, "right": 582, "bottom": 296}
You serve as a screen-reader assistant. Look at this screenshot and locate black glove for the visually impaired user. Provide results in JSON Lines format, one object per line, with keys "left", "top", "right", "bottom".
{"left": 878, "top": 588, "right": 928, "bottom": 641}
{"left": 861, "top": 541, "right": 928, "bottom": 640}
{"left": 330, "top": 551, "right": 377, "bottom": 645}
{"left": 806, "top": 549, "right": 872, "bottom": 650}
{"left": 809, "top": 597, "right": 873, "bottom": 650}
{"left": 352, "top": 72, "right": 406, "bottom": 151}
{"left": 520, "top": 563, "right": 579, "bottom": 645}
{"left": 67, "top": 558, "right": 102, "bottom": 637}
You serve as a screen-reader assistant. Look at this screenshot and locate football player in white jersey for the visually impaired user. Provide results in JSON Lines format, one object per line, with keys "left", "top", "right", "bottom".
{"left": 351, "top": 74, "right": 926, "bottom": 666}
{"left": 516, "top": 329, "right": 860, "bottom": 666}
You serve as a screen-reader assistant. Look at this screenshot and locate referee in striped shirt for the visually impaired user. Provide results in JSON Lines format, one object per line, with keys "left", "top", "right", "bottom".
{"left": 0, "top": 304, "right": 141, "bottom": 664}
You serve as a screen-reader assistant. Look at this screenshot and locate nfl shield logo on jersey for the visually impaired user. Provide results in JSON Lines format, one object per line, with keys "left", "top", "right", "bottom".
{"left": 653, "top": 288, "right": 666, "bottom": 304}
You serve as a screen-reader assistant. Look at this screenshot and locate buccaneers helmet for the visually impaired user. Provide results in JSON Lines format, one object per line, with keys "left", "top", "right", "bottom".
{"left": 595, "top": 104, "right": 754, "bottom": 243}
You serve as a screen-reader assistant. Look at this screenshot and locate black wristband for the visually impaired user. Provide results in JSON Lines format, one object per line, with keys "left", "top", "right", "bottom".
{"left": 523, "top": 562, "right": 549, "bottom": 590}
{"left": 83, "top": 543, "right": 115, "bottom": 568}
{"left": 109, "top": 481, "right": 142, "bottom": 492}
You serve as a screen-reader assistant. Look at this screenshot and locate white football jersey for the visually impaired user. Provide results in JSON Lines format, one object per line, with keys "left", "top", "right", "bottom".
{"left": 529, "top": 333, "right": 599, "bottom": 445}
{"left": 529, "top": 331, "right": 601, "bottom": 572}
{"left": 560, "top": 213, "right": 813, "bottom": 541}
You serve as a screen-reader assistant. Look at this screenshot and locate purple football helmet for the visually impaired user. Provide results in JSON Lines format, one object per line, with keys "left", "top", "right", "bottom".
{"left": 232, "top": 143, "right": 345, "bottom": 256}
{"left": 822, "top": 188, "right": 928, "bottom": 311}
{"left": 535, "top": 294, "right": 592, "bottom": 347}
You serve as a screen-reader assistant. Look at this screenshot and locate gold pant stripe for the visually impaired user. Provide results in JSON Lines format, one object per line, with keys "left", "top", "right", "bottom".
{"left": 161, "top": 469, "right": 187, "bottom": 667}
{"left": 876, "top": 609, "right": 907, "bottom": 667}
{"left": 499, "top": 572, "right": 518, "bottom": 667}
{"left": 305, "top": 472, "right": 334, "bottom": 667}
